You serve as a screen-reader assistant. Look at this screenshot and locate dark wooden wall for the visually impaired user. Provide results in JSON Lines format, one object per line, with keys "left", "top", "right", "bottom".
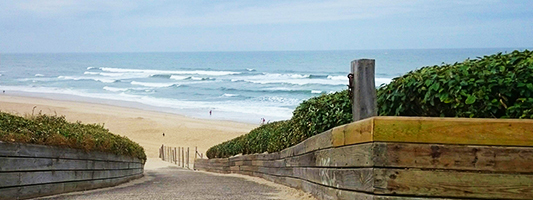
{"left": 0, "top": 142, "right": 144, "bottom": 200}
{"left": 195, "top": 117, "right": 533, "bottom": 200}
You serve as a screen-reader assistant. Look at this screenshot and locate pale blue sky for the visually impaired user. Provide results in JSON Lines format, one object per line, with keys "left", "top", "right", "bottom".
{"left": 1, "top": 0, "right": 532, "bottom": 53}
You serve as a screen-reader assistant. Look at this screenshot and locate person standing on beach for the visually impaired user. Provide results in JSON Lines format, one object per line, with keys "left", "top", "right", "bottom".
{"left": 209, "top": 110, "right": 212, "bottom": 116}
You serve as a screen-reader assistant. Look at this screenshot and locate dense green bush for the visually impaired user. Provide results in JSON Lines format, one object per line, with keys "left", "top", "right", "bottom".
{"left": 207, "top": 121, "right": 293, "bottom": 158}
{"left": 207, "top": 90, "right": 352, "bottom": 158}
{"left": 377, "top": 50, "right": 533, "bottom": 119}
{"left": 207, "top": 49, "right": 533, "bottom": 159}
{"left": 0, "top": 112, "right": 146, "bottom": 162}
{"left": 292, "top": 90, "right": 352, "bottom": 138}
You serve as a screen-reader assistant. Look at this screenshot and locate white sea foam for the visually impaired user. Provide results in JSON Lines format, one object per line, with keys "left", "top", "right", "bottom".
{"left": 130, "top": 81, "right": 178, "bottom": 88}
{"left": 1, "top": 85, "right": 293, "bottom": 122}
{"left": 246, "top": 68, "right": 256, "bottom": 72}
{"left": 58, "top": 76, "right": 118, "bottom": 83}
{"left": 244, "top": 78, "right": 344, "bottom": 86}
{"left": 97, "top": 79, "right": 116, "bottom": 83}
{"left": 327, "top": 75, "right": 347, "bottom": 81}
{"left": 87, "top": 67, "right": 98, "bottom": 70}
{"left": 222, "top": 93, "right": 239, "bottom": 97}
{"left": 35, "top": 74, "right": 45, "bottom": 77}
{"left": 99, "top": 72, "right": 125, "bottom": 77}
{"left": 228, "top": 73, "right": 346, "bottom": 86}
{"left": 100, "top": 67, "right": 241, "bottom": 76}
{"left": 103, "top": 86, "right": 128, "bottom": 92}
{"left": 290, "top": 74, "right": 310, "bottom": 79}
{"left": 84, "top": 72, "right": 100, "bottom": 75}
{"left": 170, "top": 75, "right": 190, "bottom": 80}
{"left": 311, "top": 90, "right": 322, "bottom": 94}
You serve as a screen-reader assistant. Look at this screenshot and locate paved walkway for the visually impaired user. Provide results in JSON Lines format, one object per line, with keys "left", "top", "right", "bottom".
{"left": 38, "top": 167, "right": 302, "bottom": 200}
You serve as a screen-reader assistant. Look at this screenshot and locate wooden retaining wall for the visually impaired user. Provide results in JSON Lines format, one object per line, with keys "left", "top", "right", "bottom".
{"left": 194, "top": 116, "right": 533, "bottom": 200}
{"left": 0, "top": 142, "right": 144, "bottom": 200}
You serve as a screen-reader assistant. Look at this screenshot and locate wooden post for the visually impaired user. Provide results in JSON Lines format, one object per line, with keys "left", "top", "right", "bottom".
{"left": 351, "top": 59, "right": 377, "bottom": 121}
{"left": 174, "top": 147, "right": 177, "bottom": 164}
{"left": 187, "top": 147, "right": 190, "bottom": 169}
{"left": 182, "top": 147, "right": 185, "bottom": 167}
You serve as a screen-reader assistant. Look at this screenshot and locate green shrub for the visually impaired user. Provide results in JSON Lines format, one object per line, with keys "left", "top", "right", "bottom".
{"left": 206, "top": 90, "right": 352, "bottom": 158}
{"left": 292, "top": 90, "right": 352, "bottom": 138}
{"left": 266, "top": 120, "right": 295, "bottom": 153}
{"left": 377, "top": 50, "right": 533, "bottom": 119}
{"left": 0, "top": 112, "right": 146, "bottom": 162}
{"left": 207, "top": 49, "right": 533, "bottom": 159}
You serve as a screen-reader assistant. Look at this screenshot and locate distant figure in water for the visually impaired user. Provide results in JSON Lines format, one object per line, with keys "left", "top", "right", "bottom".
{"left": 163, "top": 133, "right": 165, "bottom": 137}
{"left": 209, "top": 110, "right": 212, "bottom": 116}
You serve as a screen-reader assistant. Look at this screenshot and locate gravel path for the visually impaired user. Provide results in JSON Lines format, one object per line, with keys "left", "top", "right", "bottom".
{"left": 37, "top": 167, "right": 285, "bottom": 200}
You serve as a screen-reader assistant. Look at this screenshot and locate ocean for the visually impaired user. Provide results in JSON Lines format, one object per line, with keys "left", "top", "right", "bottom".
{"left": 0, "top": 48, "right": 525, "bottom": 123}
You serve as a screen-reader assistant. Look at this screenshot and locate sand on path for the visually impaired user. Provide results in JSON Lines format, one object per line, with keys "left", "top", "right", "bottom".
{"left": 0, "top": 95, "right": 257, "bottom": 159}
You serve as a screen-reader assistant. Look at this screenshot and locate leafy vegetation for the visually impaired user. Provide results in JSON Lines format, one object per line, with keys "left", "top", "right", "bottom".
{"left": 207, "top": 91, "right": 351, "bottom": 158}
{"left": 0, "top": 112, "right": 146, "bottom": 162}
{"left": 207, "top": 49, "right": 533, "bottom": 159}
{"left": 377, "top": 50, "right": 533, "bottom": 119}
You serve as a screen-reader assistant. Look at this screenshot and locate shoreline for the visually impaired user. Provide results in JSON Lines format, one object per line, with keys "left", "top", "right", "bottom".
{"left": 0, "top": 93, "right": 257, "bottom": 160}
{"left": 0, "top": 88, "right": 274, "bottom": 124}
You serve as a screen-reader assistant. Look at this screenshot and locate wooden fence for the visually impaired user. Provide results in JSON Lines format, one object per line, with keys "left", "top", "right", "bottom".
{"left": 159, "top": 144, "right": 203, "bottom": 169}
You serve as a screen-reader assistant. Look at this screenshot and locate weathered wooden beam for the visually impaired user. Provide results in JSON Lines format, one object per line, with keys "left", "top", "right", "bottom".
{"left": 351, "top": 59, "right": 377, "bottom": 121}
{"left": 373, "top": 142, "right": 533, "bottom": 173}
{"left": 374, "top": 168, "right": 533, "bottom": 199}
{"left": 328, "top": 117, "right": 533, "bottom": 147}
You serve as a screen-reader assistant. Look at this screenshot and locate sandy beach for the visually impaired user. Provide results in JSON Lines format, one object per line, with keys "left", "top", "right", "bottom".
{"left": 0, "top": 94, "right": 257, "bottom": 161}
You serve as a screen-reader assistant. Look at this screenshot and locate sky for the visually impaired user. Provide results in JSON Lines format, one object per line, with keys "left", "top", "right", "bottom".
{"left": 0, "top": 0, "right": 532, "bottom": 53}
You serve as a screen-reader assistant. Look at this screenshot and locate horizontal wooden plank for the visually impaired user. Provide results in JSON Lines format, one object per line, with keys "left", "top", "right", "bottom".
{"left": 241, "top": 166, "right": 375, "bottom": 193}
{"left": 373, "top": 142, "right": 533, "bottom": 173}
{"left": 0, "top": 169, "right": 143, "bottom": 188}
{"left": 293, "top": 168, "right": 374, "bottom": 192}
{"left": 0, "top": 173, "right": 143, "bottom": 200}
{"left": 286, "top": 143, "right": 374, "bottom": 168}
{"left": 278, "top": 129, "right": 336, "bottom": 160}
{"left": 374, "top": 168, "right": 533, "bottom": 199}
{"left": 372, "top": 117, "right": 533, "bottom": 147}
{"left": 0, "top": 142, "right": 140, "bottom": 162}
{"left": 251, "top": 160, "right": 285, "bottom": 168}
{"left": 0, "top": 157, "right": 137, "bottom": 172}
{"left": 330, "top": 117, "right": 533, "bottom": 147}
{"left": 332, "top": 118, "right": 373, "bottom": 147}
